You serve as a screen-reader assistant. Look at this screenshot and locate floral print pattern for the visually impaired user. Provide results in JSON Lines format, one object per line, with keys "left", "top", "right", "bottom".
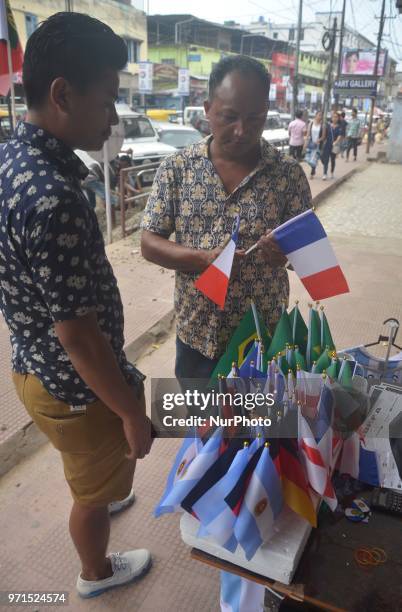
{"left": 142, "top": 136, "right": 312, "bottom": 359}
{"left": 0, "top": 122, "right": 143, "bottom": 406}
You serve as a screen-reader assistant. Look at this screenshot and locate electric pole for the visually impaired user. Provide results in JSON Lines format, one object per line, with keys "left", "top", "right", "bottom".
{"left": 334, "top": 0, "right": 346, "bottom": 109}
{"left": 366, "top": 0, "right": 386, "bottom": 154}
{"left": 337, "top": 0, "right": 347, "bottom": 77}
{"left": 291, "top": 0, "right": 303, "bottom": 118}
{"left": 65, "top": 0, "right": 73, "bottom": 10}
{"left": 323, "top": 17, "right": 337, "bottom": 122}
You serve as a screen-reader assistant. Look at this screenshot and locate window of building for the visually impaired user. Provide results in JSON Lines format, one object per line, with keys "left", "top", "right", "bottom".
{"left": 289, "top": 28, "right": 295, "bottom": 41}
{"left": 123, "top": 38, "right": 140, "bottom": 64}
{"left": 25, "top": 13, "right": 38, "bottom": 38}
{"left": 273, "top": 32, "right": 278, "bottom": 39}
{"left": 161, "top": 58, "right": 176, "bottom": 65}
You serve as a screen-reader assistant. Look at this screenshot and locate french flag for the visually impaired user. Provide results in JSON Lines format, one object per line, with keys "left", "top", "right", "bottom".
{"left": 339, "top": 431, "right": 380, "bottom": 486}
{"left": 194, "top": 216, "right": 240, "bottom": 309}
{"left": 273, "top": 210, "right": 349, "bottom": 301}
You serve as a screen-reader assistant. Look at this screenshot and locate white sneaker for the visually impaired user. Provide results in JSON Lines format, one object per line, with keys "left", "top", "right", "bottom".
{"left": 322, "top": 174, "right": 328, "bottom": 181}
{"left": 331, "top": 174, "right": 335, "bottom": 180}
{"left": 76, "top": 550, "right": 152, "bottom": 598}
{"left": 108, "top": 488, "right": 135, "bottom": 516}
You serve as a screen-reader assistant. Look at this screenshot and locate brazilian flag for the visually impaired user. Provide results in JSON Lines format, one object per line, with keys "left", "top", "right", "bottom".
{"left": 210, "top": 306, "right": 271, "bottom": 383}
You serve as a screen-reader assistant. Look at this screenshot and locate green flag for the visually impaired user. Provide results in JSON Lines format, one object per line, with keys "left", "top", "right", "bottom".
{"left": 307, "top": 306, "right": 322, "bottom": 369}
{"left": 210, "top": 306, "right": 270, "bottom": 382}
{"left": 338, "top": 358, "right": 353, "bottom": 390}
{"left": 326, "top": 359, "right": 339, "bottom": 379}
{"left": 277, "top": 352, "right": 291, "bottom": 376}
{"left": 266, "top": 311, "right": 293, "bottom": 360}
{"left": 294, "top": 346, "right": 306, "bottom": 371}
{"left": 314, "top": 348, "right": 332, "bottom": 374}
{"left": 320, "top": 309, "right": 335, "bottom": 351}
{"left": 289, "top": 304, "right": 308, "bottom": 355}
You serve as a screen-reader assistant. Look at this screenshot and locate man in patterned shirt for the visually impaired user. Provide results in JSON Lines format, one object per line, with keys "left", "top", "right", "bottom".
{"left": 0, "top": 13, "right": 152, "bottom": 597}
{"left": 141, "top": 56, "right": 312, "bottom": 382}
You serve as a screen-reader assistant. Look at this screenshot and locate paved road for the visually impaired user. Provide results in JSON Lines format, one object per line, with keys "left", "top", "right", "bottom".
{"left": 318, "top": 163, "right": 402, "bottom": 252}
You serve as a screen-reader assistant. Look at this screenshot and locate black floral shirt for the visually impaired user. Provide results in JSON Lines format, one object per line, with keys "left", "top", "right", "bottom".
{"left": 142, "top": 136, "right": 312, "bottom": 359}
{"left": 0, "top": 122, "right": 143, "bottom": 406}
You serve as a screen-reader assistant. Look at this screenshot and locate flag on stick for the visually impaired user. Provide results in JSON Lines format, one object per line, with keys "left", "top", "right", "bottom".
{"left": 210, "top": 305, "right": 271, "bottom": 382}
{"left": 195, "top": 216, "right": 240, "bottom": 309}
{"left": 233, "top": 444, "right": 283, "bottom": 560}
{"left": 272, "top": 210, "right": 349, "bottom": 300}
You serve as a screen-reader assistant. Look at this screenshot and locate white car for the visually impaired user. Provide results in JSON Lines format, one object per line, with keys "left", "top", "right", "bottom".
{"left": 116, "top": 103, "right": 177, "bottom": 165}
{"left": 262, "top": 111, "right": 290, "bottom": 152}
{"left": 153, "top": 122, "right": 203, "bottom": 150}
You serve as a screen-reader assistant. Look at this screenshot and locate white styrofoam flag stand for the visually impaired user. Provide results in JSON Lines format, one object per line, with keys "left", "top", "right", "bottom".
{"left": 180, "top": 506, "right": 312, "bottom": 585}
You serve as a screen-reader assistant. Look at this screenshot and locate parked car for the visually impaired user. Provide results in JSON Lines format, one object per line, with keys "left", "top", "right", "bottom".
{"left": 116, "top": 104, "right": 176, "bottom": 181}
{"left": 153, "top": 122, "right": 203, "bottom": 149}
{"left": 279, "top": 113, "right": 292, "bottom": 129}
{"left": 183, "top": 106, "right": 205, "bottom": 126}
{"left": 262, "top": 111, "right": 289, "bottom": 152}
{"left": 146, "top": 108, "right": 180, "bottom": 123}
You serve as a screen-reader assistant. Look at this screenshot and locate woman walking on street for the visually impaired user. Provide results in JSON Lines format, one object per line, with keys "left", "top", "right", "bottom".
{"left": 320, "top": 111, "right": 343, "bottom": 180}
{"left": 346, "top": 108, "right": 361, "bottom": 161}
{"left": 304, "top": 110, "right": 326, "bottom": 179}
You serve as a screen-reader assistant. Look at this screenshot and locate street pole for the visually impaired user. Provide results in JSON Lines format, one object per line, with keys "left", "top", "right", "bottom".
{"left": 65, "top": 0, "right": 73, "bottom": 10}
{"left": 291, "top": 0, "right": 303, "bottom": 119}
{"left": 323, "top": 17, "right": 337, "bottom": 123}
{"left": 366, "top": 0, "right": 386, "bottom": 154}
{"left": 335, "top": 0, "right": 347, "bottom": 108}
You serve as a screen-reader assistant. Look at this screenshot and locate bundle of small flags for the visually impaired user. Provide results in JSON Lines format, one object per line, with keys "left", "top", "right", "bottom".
{"left": 154, "top": 302, "right": 379, "bottom": 561}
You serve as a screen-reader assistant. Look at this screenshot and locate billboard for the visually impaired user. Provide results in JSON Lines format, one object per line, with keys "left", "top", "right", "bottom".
{"left": 341, "top": 48, "right": 387, "bottom": 77}
{"left": 333, "top": 77, "right": 377, "bottom": 98}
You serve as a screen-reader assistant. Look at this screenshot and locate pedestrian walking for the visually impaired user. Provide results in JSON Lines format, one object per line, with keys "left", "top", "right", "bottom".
{"left": 288, "top": 109, "right": 307, "bottom": 160}
{"left": 0, "top": 13, "right": 153, "bottom": 599}
{"left": 304, "top": 110, "right": 326, "bottom": 179}
{"left": 320, "top": 111, "right": 343, "bottom": 180}
{"left": 338, "top": 111, "right": 348, "bottom": 158}
{"left": 346, "top": 108, "right": 361, "bottom": 161}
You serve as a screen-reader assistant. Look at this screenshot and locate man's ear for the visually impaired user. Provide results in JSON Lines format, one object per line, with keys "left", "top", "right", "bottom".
{"left": 49, "top": 77, "right": 73, "bottom": 114}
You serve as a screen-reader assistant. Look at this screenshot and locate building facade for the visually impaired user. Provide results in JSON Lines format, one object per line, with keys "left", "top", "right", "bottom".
{"left": 11, "top": 0, "right": 147, "bottom": 104}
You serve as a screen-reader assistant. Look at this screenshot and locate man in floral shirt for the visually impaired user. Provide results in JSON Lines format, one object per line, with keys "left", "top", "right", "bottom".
{"left": 0, "top": 13, "right": 152, "bottom": 598}
{"left": 141, "top": 56, "right": 312, "bottom": 381}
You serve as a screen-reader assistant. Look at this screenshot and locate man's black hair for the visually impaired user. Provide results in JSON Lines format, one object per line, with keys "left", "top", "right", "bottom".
{"left": 345, "top": 50, "right": 359, "bottom": 60}
{"left": 23, "top": 12, "right": 128, "bottom": 109}
{"left": 208, "top": 55, "right": 270, "bottom": 100}
{"left": 352, "top": 107, "right": 358, "bottom": 115}
{"left": 295, "top": 110, "right": 303, "bottom": 119}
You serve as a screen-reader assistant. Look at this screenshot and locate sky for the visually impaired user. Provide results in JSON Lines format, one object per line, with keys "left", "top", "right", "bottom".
{"left": 146, "top": 0, "right": 402, "bottom": 69}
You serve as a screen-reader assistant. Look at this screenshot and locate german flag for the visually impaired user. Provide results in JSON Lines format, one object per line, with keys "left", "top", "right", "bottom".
{"left": 270, "top": 438, "right": 317, "bottom": 527}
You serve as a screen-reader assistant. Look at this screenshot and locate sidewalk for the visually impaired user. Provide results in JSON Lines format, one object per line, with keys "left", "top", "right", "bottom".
{"left": 0, "top": 151, "right": 400, "bottom": 612}
{"left": 0, "top": 142, "right": 386, "bottom": 476}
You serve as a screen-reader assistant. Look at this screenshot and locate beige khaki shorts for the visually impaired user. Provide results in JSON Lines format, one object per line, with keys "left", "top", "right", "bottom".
{"left": 12, "top": 372, "right": 135, "bottom": 507}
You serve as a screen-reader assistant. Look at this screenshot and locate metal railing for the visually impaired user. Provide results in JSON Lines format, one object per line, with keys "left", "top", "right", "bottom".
{"left": 118, "top": 161, "right": 161, "bottom": 238}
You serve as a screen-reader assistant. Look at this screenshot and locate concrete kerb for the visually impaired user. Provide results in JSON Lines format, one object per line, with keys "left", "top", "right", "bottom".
{"left": 0, "top": 165, "right": 363, "bottom": 478}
